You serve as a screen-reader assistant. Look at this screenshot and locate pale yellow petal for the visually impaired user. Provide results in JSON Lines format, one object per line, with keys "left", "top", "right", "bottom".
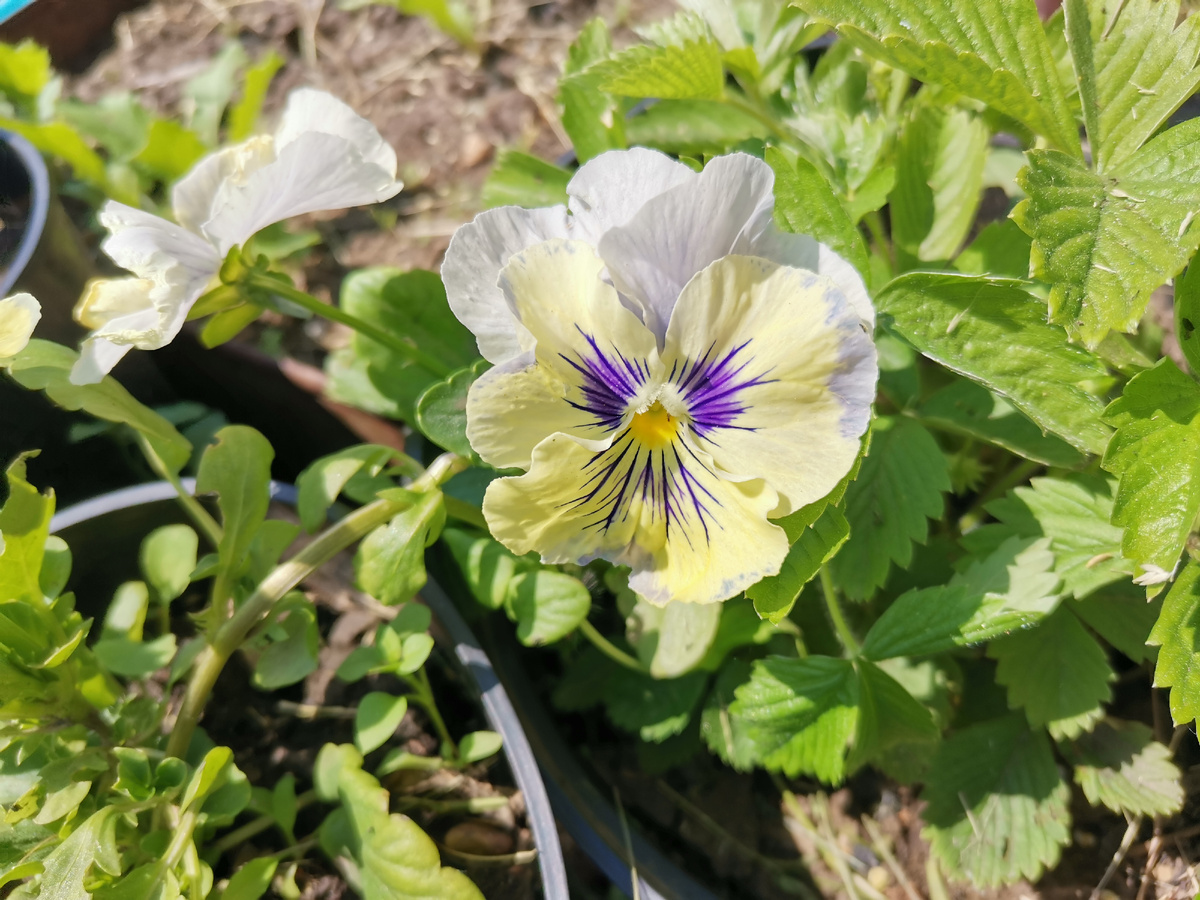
{"left": 661, "top": 255, "right": 877, "bottom": 516}
{"left": 0, "top": 293, "right": 41, "bottom": 358}
{"left": 74, "top": 277, "right": 155, "bottom": 330}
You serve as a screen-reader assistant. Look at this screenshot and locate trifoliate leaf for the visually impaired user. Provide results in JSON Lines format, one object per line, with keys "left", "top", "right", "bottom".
{"left": 988, "top": 605, "right": 1113, "bottom": 740}
{"left": 830, "top": 416, "right": 949, "bottom": 600}
{"left": 1103, "top": 359, "right": 1200, "bottom": 586}
{"left": 862, "top": 536, "right": 1060, "bottom": 660}
{"left": 984, "top": 474, "right": 1132, "bottom": 599}
{"left": 923, "top": 716, "right": 1071, "bottom": 886}
{"left": 794, "top": 0, "right": 1078, "bottom": 152}
{"left": 1148, "top": 561, "right": 1200, "bottom": 725}
{"left": 594, "top": 39, "right": 724, "bottom": 100}
{"left": 1014, "top": 121, "right": 1200, "bottom": 346}
{"left": 767, "top": 146, "right": 868, "bottom": 275}
{"left": 875, "top": 273, "right": 1112, "bottom": 455}
{"left": 1064, "top": 718, "right": 1183, "bottom": 818}
{"left": 605, "top": 668, "right": 708, "bottom": 742}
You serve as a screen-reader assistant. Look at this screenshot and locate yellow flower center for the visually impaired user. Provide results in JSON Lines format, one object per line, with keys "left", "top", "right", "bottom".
{"left": 628, "top": 401, "right": 679, "bottom": 449}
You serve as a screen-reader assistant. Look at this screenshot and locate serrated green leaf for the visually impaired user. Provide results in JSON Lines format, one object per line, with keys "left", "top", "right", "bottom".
{"left": 875, "top": 273, "right": 1112, "bottom": 454}
{"left": 1175, "top": 259, "right": 1200, "bottom": 375}
{"left": 989, "top": 605, "right": 1112, "bottom": 740}
{"left": 748, "top": 504, "right": 849, "bottom": 623}
{"left": 1102, "top": 359, "right": 1200, "bottom": 580}
{"left": 729, "top": 655, "right": 857, "bottom": 783}
{"left": 296, "top": 444, "right": 399, "bottom": 533}
{"left": 848, "top": 658, "right": 938, "bottom": 772}
{"left": 505, "top": 569, "right": 590, "bottom": 646}
{"left": 8, "top": 340, "right": 192, "bottom": 472}
{"left": 0, "top": 457, "right": 54, "bottom": 605}
{"left": 481, "top": 149, "right": 571, "bottom": 210}
{"left": 356, "top": 492, "right": 443, "bottom": 606}
{"left": 1070, "top": 586, "right": 1160, "bottom": 663}
{"left": 196, "top": 425, "right": 274, "bottom": 586}
{"left": 595, "top": 39, "right": 724, "bottom": 100}
{"left": 794, "top": 0, "right": 1077, "bottom": 152}
{"left": 953, "top": 219, "right": 1033, "bottom": 279}
{"left": 623, "top": 99, "right": 769, "bottom": 155}
{"left": 891, "top": 104, "right": 989, "bottom": 264}
{"left": 58, "top": 92, "right": 151, "bottom": 160}
{"left": 862, "top": 536, "right": 1060, "bottom": 660}
{"left": 355, "top": 693, "right": 409, "bottom": 755}
{"left": 830, "top": 416, "right": 949, "bottom": 600}
{"left": 1065, "top": 718, "right": 1183, "bottom": 818}
{"left": 700, "top": 659, "right": 757, "bottom": 770}
{"left": 766, "top": 147, "right": 868, "bottom": 276}
{"left": 559, "top": 19, "right": 623, "bottom": 162}
{"left": 606, "top": 668, "right": 708, "bottom": 742}
{"left": 923, "top": 716, "right": 1070, "bottom": 885}
{"left": 1014, "top": 122, "right": 1200, "bottom": 346}
{"left": 415, "top": 359, "right": 488, "bottom": 458}
{"left": 140, "top": 524, "right": 198, "bottom": 604}
{"left": 1148, "top": 560, "right": 1200, "bottom": 725}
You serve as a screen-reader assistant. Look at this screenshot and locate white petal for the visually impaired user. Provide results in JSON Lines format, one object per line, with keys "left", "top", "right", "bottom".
{"left": 100, "top": 201, "right": 223, "bottom": 285}
{"left": 442, "top": 205, "right": 570, "bottom": 364}
{"left": 274, "top": 88, "right": 397, "bottom": 177}
{"left": 597, "top": 152, "right": 775, "bottom": 341}
{"left": 200, "top": 131, "right": 403, "bottom": 254}
{"left": 171, "top": 137, "right": 275, "bottom": 235}
{"left": 0, "top": 293, "right": 41, "bottom": 358}
{"left": 71, "top": 334, "right": 135, "bottom": 385}
{"left": 565, "top": 147, "right": 696, "bottom": 244}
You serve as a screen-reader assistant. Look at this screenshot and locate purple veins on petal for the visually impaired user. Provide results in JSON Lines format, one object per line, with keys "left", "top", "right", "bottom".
{"left": 561, "top": 327, "right": 650, "bottom": 431}
{"left": 670, "top": 340, "right": 775, "bottom": 438}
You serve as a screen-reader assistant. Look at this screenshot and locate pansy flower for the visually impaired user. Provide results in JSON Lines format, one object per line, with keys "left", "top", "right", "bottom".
{"left": 0, "top": 293, "right": 41, "bottom": 359}
{"left": 444, "top": 150, "right": 877, "bottom": 606}
{"left": 71, "top": 89, "right": 402, "bottom": 384}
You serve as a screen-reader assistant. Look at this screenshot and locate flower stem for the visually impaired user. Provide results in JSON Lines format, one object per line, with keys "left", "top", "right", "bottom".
{"left": 578, "top": 619, "right": 645, "bottom": 673}
{"left": 406, "top": 668, "right": 458, "bottom": 760}
{"left": 136, "top": 434, "right": 223, "bottom": 548}
{"left": 244, "top": 272, "right": 453, "bottom": 378}
{"left": 819, "top": 567, "right": 860, "bottom": 657}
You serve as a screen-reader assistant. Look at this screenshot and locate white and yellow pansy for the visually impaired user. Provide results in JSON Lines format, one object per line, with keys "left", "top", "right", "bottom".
{"left": 445, "top": 150, "right": 877, "bottom": 606}
{"left": 71, "top": 88, "right": 402, "bottom": 385}
{"left": 0, "top": 293, "right": 41, "bottom": 359}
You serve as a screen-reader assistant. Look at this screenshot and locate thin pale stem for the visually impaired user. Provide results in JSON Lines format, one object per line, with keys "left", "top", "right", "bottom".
{"left": 245, "top": 273, "right": 452, "bottom": 377}
{"left": 820, "top": 567, "right": 860, "bottom": 657}
{"left": 136, "top": 434, "right": 223, "bottom": 548}
{"left": 407, "top": 668, "right": 459, "bottom": 760}
{"left": 578, "top": 619, "right": 646, "bottom": 673}
{"left": 209, "top": 790, "right": 319, "bottom": 855}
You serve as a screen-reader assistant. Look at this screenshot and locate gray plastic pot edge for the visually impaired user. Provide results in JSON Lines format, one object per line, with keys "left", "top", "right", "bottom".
{"left": 50, "top": 480, "right": 570, "bottom": 900}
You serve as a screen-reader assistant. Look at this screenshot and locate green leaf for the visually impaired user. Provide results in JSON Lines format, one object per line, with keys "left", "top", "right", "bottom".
{"left": 196, "top": 425, "right": 274, "bottom": 584}
{"left": 1064, "top": 718, "right": 1184, "bottom": 818}
{"left": 830, "top": 416, "right": 949, "bottom": 600}
{"left": 0, "top": 40, "right": 51, "bottom": 98}
{"left": 132, "top": 119, "right": 208, "bottom": 182}
{"left": 458, "top": 731, "right": 503, "bottom": 764}
{"left": 1062, "top": 0, "right": 1101, "bottom": 163}
{"left": 623, "top": 99, "right": 769, "bottom": 155}
{"left": 356, "top": 492, "right": 443, "bottom": 606}
{"left": 505, "top": 568, "right": 590, "bottom": 646}
{"left": 558, "top": 19, "right": 623, "bottom": 162}
{"left": 890, "top": 104, "right": 989, "bottom": 264}
{"left": 1103, "top": 359, "right": 1200, "bottom": 580}
{"left": 184, "top": 40, "right": 247, "bottom": 145}
{"left": 626, "top": 599, "right": 722, "bottom": 679}
{"left": 140, "top": 525, "right": 198, "bottom": 604}
{"left": 93, "top": 635, "right": 177, "bottom": 678}
{"left": 296, "top": 444, "right": 400, "bottom": 533}
{"left": 875, "top": 273, "right": 1112, "bottom": 454}
{"left": 794, "top": 0, "right": 1078, "bottom": 152}
{"left": 415, "top": 359, "right": 489, "bottom": 458}
{"left": 313, "top": 744, "right": 484, "bottom": 900}
{"left": 481, "top": 149, "right": 571, "bottom": 210}
{"left": 952, "top": 219, "right": 1033, "bottom": 279}
{"left": 848, "top": 658, "right": 939, "bottom": 772}
{"left": 766, "top": 146, "right": 868, "bottom": 276}
{"left": 748, "top": 504, "right": 849, "bottom": 623}
{"left": 1148, "top": 561, "right": 1200, "bottom": 724}
{"left": 0, "top": 119, "right": 117, "bottom": 199}
{"left": 227, "top": 50, "right": 284, "bottom": 143}
{"left": 58, "top": 92, "right": 151, "bottom": 160}
{"left": 606, "top": 669, "right": 708, "bottom": 742}
{"left": 917, "top": 380, "right": 1084, "bottom": 468}
{"left": 37, "top": 808, "right": 120, "bottom": 900}
{"left": 862, "top": 536, "right": 1060, "bottom": 660}
{"left": 1070, "top": 586, "right": 1160, "bottom": 663}
{"left": 594, "top": 39, "right": 724, "bottom": 100}
{"left": 0, "top": 457, "right": 54, "bottom": 604}
{"left": 923, "top": 716, "right": 1070, "bottom": 885}
{"left": 983, "top": 474, "right": 1131, "bottom": 599}
{"left": 442, "top": 528, "right": 524, "bottom": 610}
{"left": 988, "top": 605, "right": 1112, "bottom": 740}
{"left": 8, "top": 340, "right": 192, "bottom": 472}
{"left": 1014, "top": 123, "right": 1200, "bottom": 346}
{"left": 700, "top": 660, "right": 758, "bottom": 770}
{"left": 337, "top": 269, "right": 476, "bottom": 423}
{"left": 253, "top": 600, "right": 319, "bottom": 689}
{"left": 1175, "top": 259, "right": 1200, "bottom": 376}
{"left": 729, "top": 656, "right": 858, "bottom": 784}
{"left": 355, "top": 692, "right": 409, "bottom": 754}
{"left": 39, "top": 537, "right": 71, "bottom": 600}
{"left": 220, "top": 857, "right": 279, "bottom": 900}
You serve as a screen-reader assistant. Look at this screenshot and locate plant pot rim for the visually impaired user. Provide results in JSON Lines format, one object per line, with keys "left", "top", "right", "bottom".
{"left": 51, "top": 478, "right": 570, "bottom": 900}
{"left": 0, "top": 129, "right": 50, "bottom": 297}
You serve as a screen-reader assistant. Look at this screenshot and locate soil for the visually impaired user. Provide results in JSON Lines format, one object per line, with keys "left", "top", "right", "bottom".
{"left": 18, "top": 0, "right": 1200, "bottom": 896}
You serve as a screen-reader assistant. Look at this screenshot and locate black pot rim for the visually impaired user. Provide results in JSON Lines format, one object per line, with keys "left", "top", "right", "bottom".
{"left": 50, "top": 480, "right": 570, "bottom": 900}
{"left": 0, "top": 129, "right": 50, "bottom": 297}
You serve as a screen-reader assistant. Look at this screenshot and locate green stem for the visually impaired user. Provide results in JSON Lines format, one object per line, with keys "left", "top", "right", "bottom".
{"left": 408, "top": 668, "right": 458, "bottom": 760}
{"left": 209, "top": 790, "right": 319, "bottom": 855}
{"left": 245, "top": 273, "right": 452, "bottom": 377}
{"left": 819, "top": 567, "right": 860, "bottom": 657}
{"left": 136, "top": 434, "right": 223, "bottom": 548}
{"left": 959, "top": 458, "right": 1042, "bottom": 532}
{"left": 578, "top": 619, "right": 645, "bottom": 673}
{"left": 862, "top": 211, "right": 894, "bottom": 270}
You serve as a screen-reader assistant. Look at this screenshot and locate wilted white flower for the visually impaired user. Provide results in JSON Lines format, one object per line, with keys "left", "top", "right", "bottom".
{"left": 0, "top": 293, "right": 41, "bottom": 358}
{"left": 444, "top": 149, "right": 877, "bottom": 606}
{"left": 1133, "top": 563, "right": 1178, "bottom": 587}
{"left": 72, "top": 88, "right": 402, "bottom": 384}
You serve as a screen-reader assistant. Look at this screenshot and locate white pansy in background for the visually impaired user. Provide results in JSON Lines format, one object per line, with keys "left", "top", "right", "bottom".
{"left": 0, "top": 293, "right": 41, "bottom": 358}
{"left": 444, "top": 149, "right": 877, "bottom": 606}
{"left": 71, "top": 88, "right": 402, "bottom": 385}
